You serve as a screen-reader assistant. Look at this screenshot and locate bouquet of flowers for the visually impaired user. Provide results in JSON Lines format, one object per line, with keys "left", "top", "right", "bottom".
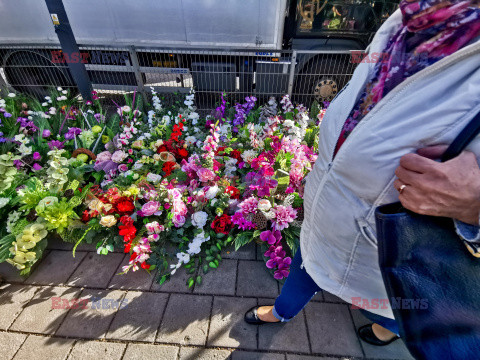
{"left": 0, "top": 86, "right": 327, "bottom": 287}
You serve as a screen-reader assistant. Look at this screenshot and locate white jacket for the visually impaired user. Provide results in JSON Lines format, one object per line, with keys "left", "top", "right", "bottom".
{"left": 300, "top": 9, "right": 480, "bottom": 318}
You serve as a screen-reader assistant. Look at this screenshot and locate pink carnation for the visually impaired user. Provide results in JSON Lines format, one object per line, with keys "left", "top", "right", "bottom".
{"left": 173, "top": 214, "right": 186, "bottom": 227}
{"left": 239, "top": 196, "right": 258, "bottom": 214}
{"left": 111, "top": 150, "right": 127, "bottom": 163}
{"left": 96, "top": 151, "right": 112, "bottom": 163}
{"left": 272, "top": 205, "right": 297, "bottom": 231}
{"left": 141, "top": 201, "right": 161, "bottom": 217}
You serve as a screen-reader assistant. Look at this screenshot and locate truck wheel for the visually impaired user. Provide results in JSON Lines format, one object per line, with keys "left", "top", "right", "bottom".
{"left": 293, "top": 54, "right": 355, "bottom": 107}
{"left": 2, "top": 50, "right": 77, "bottom": 99}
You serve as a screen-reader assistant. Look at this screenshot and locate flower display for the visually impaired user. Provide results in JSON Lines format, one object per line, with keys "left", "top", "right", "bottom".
{"left": 0, "top": 88, "right": 325, "bottom": 284}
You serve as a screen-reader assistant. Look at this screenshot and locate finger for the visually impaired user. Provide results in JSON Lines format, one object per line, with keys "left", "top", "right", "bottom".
{"left": 416, "top": 145, "right": 449, "bottom": 159}
{"left": 394, "top": 166, "right": 422, "bottom": 185}
{"left": 399, "top": 153, "right": 437, "bottom": 173}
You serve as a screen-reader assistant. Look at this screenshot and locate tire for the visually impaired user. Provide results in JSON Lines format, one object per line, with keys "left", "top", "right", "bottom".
{"left": 293, "top": 54, "right": 356, "bottom": 107}
{"left": 2, "top": 49, "right": 78, "bottom": 99}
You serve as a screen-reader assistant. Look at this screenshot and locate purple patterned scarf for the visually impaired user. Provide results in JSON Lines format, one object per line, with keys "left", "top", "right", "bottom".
{"left": 334, "top": 0, "right": 480, "bottom": 155}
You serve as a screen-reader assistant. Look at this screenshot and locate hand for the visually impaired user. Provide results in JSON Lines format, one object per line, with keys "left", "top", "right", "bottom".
{"left": 394, "top": 145, "right": 480, "bottom": 225}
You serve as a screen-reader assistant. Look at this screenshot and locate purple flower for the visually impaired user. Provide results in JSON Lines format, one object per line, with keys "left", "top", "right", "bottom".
{"left": 3, "top": 113, "right": 12, "bottom": 118}
{"left": 64, "top": 127, "right": 82, "bottom": 140}
{"left": 48, "top": 140, "right": 64, "bottom": 150}
{"left": 259, "top": 230, "right": 282, "bottom": 245}
{"left": 42, "top": 129, "right": 52, "bottom": 138}
{"left": 33, "top": 152, "right": 41, "bottom": 161}
{"left": 32, "top": 163, "right": 43, "bottom": 171}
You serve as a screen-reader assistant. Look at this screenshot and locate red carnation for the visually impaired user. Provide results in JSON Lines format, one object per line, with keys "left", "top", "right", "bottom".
{"left": 116, "top": 200, "right": 135, "bottom": 215}
{"left": 163, "top": 161, "right": 176, "bottom": 176}
{"left": 81, "top": 210, "right": 91, "bottom": 222}
{"left": 230, "top": 150, "right": 242, "bottom": 162}
{"left": 177, "top": 148, "right": 188, "bottom": 158}
{"left": 141, "top": 262, "right": 151, "bottom": 270}
{"left": 119, "top": 224, "right": 137, "bottom": 243}
{"left": 225, "top": 186, "right": 240, "bottom": 200}
{"left": 211, "top": 214, "right": 233, "bottom": 235}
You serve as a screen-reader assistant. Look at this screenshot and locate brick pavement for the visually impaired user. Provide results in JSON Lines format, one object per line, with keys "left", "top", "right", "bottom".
{"left": 0, "top": 241, "right": 414, "bottom": 360}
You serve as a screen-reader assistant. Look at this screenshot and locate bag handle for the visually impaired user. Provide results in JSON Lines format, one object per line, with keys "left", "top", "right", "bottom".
{"left": 441, "top": 109, "right": 480, "bottom": 162}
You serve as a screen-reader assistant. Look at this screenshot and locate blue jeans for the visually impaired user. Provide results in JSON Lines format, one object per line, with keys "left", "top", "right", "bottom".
{"left": 272, "top": 247, "right": 400, "bottom": 336}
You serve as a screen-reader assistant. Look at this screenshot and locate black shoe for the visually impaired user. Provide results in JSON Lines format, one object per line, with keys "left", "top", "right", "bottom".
{"left": 358, "top": 324, "right": 400, "bottom": 346}
{"left": 244, "top": 306, "right": 280, "bottom": 325}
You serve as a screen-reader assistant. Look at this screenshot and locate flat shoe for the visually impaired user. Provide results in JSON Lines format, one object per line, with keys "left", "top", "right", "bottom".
{"left": 358, "top": 324, "right": 400, "bottom": 346}
{"left": 244, "top": 306, "right": 280, "bottom": 325}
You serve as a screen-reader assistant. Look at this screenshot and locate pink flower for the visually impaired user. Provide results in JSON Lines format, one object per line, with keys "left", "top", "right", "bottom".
{"left": 111, "top": 150, "right": 127, "bottom": 163}
{"left": 32, "top": 163, "right": 43, "bottom": 171}
{"left": 239, "top": 196, "right": 258, "bottom": 214}
{"left": 173, "top": 214, "right": 186, "bottom": 227}
{"left": 118, "top": 164, "right": 128, "bottom": 172}
{"left": 272, "top": 205, "right": 297, "bottom": 231}
{"left": 33, "top": 152, "right": 41, "bottom": 161}
{"left": 197, "top": 168, "right": 215, "bottom": 182}
{"left": 173, "top": 199, "right": 188, "bottom": 216}
{"left": 140, "top": 201, "right": 162, "bottom": 217}
{"left": 260, "top": 230, "right": 282, "bottom": 245}
{"left": 96, "top": 151, "right": 112, "bottom": 163}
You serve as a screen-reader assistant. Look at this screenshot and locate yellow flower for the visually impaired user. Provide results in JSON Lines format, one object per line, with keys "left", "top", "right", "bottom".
{"left": 99, "top": 215, "right": 117, "bottom": 227}
{"left": 6, "top": 258, "right": 25, "bottom": 270}
{"left": 102, "top": 135, "right": 110, "bottom": 144}
{"left": 76, "top": 154, "right": 89, "bottom": 163}
{"left": 88, "top": 199, "right": 104, "bottom": 212}
{"left": 92, "top": 125, "right": 102, "bottom": 134}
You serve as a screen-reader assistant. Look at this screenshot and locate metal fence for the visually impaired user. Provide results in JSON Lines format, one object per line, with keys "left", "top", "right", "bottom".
{"left": 0, "top": 45, "right": 361, "bottom": 111}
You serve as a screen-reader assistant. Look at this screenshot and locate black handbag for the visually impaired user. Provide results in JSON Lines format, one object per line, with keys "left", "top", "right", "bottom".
{"left": 375, "top": 109, "right": 480, "bottom": 360}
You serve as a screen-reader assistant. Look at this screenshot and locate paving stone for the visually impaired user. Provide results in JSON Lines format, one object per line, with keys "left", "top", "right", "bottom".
{"left": 68, "top": 340, "right": 126, "bottom": 360}
{"left": 208, "top": 296, "right": 257, "bottom": 349}
{"left": 107, "top": 291, "right": 168, "bottom": 342}
{"left": 108, "top": 254, "right": 155, "bottom": 290}
{"left": 156, "top": 293, "right": 211, "bottom": 346}
{"left": 222, "top": 242, "right": 257, "bottom": 260}
{"left": 236, "top": 261, "right": 279, "bottom": 298}
{"left": 232, "top": 351, "right": 286, "bottom": 360}
{"left": 194, "top": 259, "right": 237, "bottom": 296}
{"left": 46, "top": 237, "right": 75, "bottom": 250}
{"left": 0, "top": 331, "right": 27, "bottom": 359}
{"left": 150, "top": 266, "right": 193, "bottom": 293}
{"left": 67, "top": 253, "right": 124, "bottom": 288}
{"left": 304, "top": 302, "right": 363, "bottom": 357}
{"left": 56, "top": 289, "right": 126, "bottom": 339}
{"left": 350, "top": 309, "right": 414, "bottom": 360}
{"left": 0, "top": 262, "right": 26, "bottom": 283}
{"left": 179, "top": 346, "right": 231, "bottom": 360}
{"left": 122, "top": 343, "right": 179, "bottom": 360}
{"left": 0, "top": 284, "right": 38, "bottom": 330}
{"left": 258, "top": 306, "right": 310, "bottom": 353}
{"left": 323, "top": 291, "right": 347, "bottom": 304}
{"left": 10, "top": 286, "right": 82, "bottom": 334}
{"left": 13, "top": 335, "right": 74, "bottom": 360}
{"left": 286, "top": 356, "right": 341, "bottom": 360}
{"left": 25, "top": 250, "right": 87, "bottom": 285}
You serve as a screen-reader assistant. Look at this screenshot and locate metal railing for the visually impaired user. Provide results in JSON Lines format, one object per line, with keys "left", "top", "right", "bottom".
{"left": 0, "top": 45, "right": 362, "bottom": 110}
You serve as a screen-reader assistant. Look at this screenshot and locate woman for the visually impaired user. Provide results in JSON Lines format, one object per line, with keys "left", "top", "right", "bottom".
{"left": 245, "top": 0, "right": 480, "bottom": 347}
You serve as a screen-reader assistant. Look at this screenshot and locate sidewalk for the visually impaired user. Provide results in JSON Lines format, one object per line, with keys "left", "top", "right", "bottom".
{"left": 0, "top": 240, "right": 414, "bottom": 360}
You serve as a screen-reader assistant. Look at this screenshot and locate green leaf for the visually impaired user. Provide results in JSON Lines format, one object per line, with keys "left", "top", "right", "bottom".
{"left": 196, "top": 276, "right": 202, "bottom": 285}
{"left": 234, "top": 231, "right": 254, "bottom": 251}
{"left": 158, "top": 275, "right": 168, "bottom": 286}
{"left": 216, "top": 243, "right": 222, "bottom": 251}
{"left": 203, "top": 264, "right": 209, "bottom": 273}
{"left": 208, "top": 261, "right": 218, "bottom": 269}
{"left": 187, "top": 277, "right": 195, "bottom": 288}
{"left": 206, "top": 256, "right": 214, "bottom": 262}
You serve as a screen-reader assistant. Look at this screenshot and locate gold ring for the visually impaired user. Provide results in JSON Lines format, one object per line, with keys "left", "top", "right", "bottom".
{"left": 399, "top": 184, "right": 407, "bottom": 194}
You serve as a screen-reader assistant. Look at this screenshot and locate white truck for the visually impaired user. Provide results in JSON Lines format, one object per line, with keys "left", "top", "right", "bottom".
{"left": 0, "top": 0, "right": 398, "bottom": 103}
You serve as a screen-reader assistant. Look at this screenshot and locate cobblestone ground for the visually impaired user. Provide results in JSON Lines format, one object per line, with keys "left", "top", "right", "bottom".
{"left": 0, "top": 239, "right": 414, "bottom": 360}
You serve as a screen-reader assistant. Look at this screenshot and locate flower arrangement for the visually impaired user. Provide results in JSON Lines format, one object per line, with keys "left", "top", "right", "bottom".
{"left": 0, "top": 86, "right": 327, "bottom": 286}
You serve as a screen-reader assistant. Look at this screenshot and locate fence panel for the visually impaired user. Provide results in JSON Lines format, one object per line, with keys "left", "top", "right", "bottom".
{"left": 0, "top": 44, "right": 363, "bottom": 111}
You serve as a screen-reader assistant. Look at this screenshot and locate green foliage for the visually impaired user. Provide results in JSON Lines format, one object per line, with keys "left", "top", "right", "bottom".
{"left": 234, "top": 231, "right": 254, "bottom": 251}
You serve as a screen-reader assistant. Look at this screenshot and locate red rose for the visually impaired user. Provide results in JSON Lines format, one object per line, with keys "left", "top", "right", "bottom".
{"left": 229, "top": 150, "right": 242, "bottom": 162}
{"left": 215, "top": 146, "right": 226, "bottom": 156}
{"left": 211, "top": 214, "right": 233, "bottom": 235}
{"left": 177, "top": 148, "right": 188, "bottom": 158}
{"left": 116, "top": 200, "right": 135, "bottom": 214}
{"left": 141, "top": 262, "right": 151, "bottom": 270}
{"left": 225, "top": 186, "right": 240, "bottom": 199}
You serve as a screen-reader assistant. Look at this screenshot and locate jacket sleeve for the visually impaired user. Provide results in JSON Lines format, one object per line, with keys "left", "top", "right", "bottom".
{"left": 454, "top": 219, "right": 480, "bottom": 243}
